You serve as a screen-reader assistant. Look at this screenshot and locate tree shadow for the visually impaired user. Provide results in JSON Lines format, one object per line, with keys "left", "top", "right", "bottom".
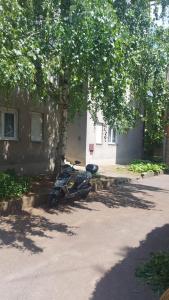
{"left": 0, "top": 211, "right": 76, "bottom": 254}
{"left": 90, "top": 224, "right": 169, "bottom": 300}
{"left": 86, "top": 182, "right": 165, "bottom": 210}
{"left": 45, "top": 199, "right": 98, "bottom": 215}
{"left": 45, "top": 181, "right": 168, "bottom": 214}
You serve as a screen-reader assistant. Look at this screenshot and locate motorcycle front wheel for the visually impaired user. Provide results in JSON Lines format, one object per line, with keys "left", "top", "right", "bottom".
{"left": 48, "top": 190, "right": 63, "bottom": 207}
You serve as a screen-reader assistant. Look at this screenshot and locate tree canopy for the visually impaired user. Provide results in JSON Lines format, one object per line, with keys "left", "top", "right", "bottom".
{"left": 0, "top": 0, "right": 169, "bottom": 143}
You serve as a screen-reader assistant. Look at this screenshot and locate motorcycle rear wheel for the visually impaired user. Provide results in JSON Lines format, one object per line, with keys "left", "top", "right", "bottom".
{"left": 80, "top": 190, "right": 90, "bottom": 199}
{"left": 77, "top": 186, "right": 91, "bottom": 199}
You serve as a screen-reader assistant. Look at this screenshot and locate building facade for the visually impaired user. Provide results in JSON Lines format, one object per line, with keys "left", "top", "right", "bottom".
{"left": 0, "top": 92, "right": 59, "bottom": 174}
{"left": 66, "top": 111, "right": 143, "bottom": 166}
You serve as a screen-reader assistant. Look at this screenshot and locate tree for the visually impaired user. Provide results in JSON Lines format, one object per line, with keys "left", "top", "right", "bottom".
{"left": 0, "top": 0, "right": 169, "bottom": 171}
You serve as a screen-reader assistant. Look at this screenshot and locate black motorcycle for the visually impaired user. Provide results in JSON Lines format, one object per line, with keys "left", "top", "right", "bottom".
{"left": 49, "top": 161, "right": 98, "bottom": 207}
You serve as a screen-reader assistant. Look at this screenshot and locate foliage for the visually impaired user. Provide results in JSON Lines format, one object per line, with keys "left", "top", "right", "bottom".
{"left": 0, "top": 0, "right": 169, "bottom": 141}
{"left": 0, "top": 171, "right": 30, "bottom": 200}
{"left": 136, "top": 252, "right": 169, "bottom": 296}
{"left": 128, "top": 159, "right": 167, "bottom": 173}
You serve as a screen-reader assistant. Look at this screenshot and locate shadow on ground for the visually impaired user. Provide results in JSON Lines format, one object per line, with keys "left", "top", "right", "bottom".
{"left": 46, "top": 199, "right": 98, "bottom": 215}
{"left": 0, "top": 211, "right": 76, "bottom": 254}
{"left": 0, "top": 182, "right": 166, "bottom": 254}
{"left": 90, "top": 224, "right": 169, "bottom": 300}
{"left": 87, "top": 182, "right": 163, "bottom": 210}
{"left": 46, "top": 182, "right": 164, "bottom": 214}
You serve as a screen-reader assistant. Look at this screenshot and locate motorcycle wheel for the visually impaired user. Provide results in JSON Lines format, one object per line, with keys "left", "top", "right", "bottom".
{"left": 48, "top": 190, "right": 62, "bottom": 208}
{"left": 80, "top": 190, "right": 90, "bottom": 199}
{"left": 78, "top": 185, "right": 91, "bottom": 199}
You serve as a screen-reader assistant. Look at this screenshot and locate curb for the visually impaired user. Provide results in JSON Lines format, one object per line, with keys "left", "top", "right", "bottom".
{"left": 141, "top": 170, "right": 164, "bottom": 179}
{"left": 0, "top": 191, "right": 49, "bottom": 216}
{"left": 92, "top": 169, "right": 165, "bottom": 191}
{"left": 91, "top": 176, "right": 132, "bottom": 191}
{"left": 0, "top": 198, "right": 23, "bottom": 215}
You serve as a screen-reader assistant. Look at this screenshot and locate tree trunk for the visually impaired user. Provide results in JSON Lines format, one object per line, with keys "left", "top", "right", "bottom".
{"left": 54, "top": 102, "right": 68, "bottom": 175}
{"left": 53, "top": 0, "right": 71, "bottom": 175}
{"left": 54, "top": 70, "right": 69, "bottom": 175}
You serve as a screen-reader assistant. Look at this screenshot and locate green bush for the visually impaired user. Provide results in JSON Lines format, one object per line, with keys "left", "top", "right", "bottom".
{"left": 128, "top": 160, "right": 167, "bottom": 173}
{"left": 0, "top": 171, "right": 30, "bottom": 200}
{"left": 136, "top": 252, "right": 169, "bottom": 296}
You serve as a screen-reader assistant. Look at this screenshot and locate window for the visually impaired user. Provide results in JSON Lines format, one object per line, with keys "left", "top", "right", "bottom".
{"left": 0, "top": 108, "right": 18, "bottom": 140}
{"left": 96, "top": 123, "right": 103, "bottom": 144}
{"left": 31, "top": 112, "right": 43, "bottom": 142}
{"left": 108, "top": 127, "right": 116, "bottom": 144}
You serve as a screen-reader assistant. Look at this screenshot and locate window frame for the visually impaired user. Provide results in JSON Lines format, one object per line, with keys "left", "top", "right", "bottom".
{"left": 0, "top": 108, "right": 18, "bottom": 141}
{"left": 108, "top": 126, "right": 116, "bottom": 145}
{"left": 31, "top": 112, "right": 44, "bottom": 143}
{"left": 95, "top": 122, "right": 103, "bottom": 145}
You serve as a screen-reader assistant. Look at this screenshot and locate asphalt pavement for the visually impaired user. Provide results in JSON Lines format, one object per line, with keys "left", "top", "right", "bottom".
{"left": 0, "top": 175, "right": 169, "bottom": 300}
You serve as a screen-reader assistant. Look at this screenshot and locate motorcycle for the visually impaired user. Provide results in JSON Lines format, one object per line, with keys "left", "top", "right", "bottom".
{"left": 49, "top": 161, "right": 98, "bottom": 207}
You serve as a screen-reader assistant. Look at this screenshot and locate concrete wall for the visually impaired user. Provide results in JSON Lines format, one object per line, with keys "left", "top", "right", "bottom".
{"left": 116, "top": 123, "right": 143, "bottom": 164}
{"left": 66, "top": 111, "right": 143, "bottom": 167}
{"left": 65, "top": 113, "right": 87, "bottom": 165}
{"left": 0, "top": 92, "right": 59, "bottom": 174}
{"left": 86, "top": 112, "right": 117, "bottom": 165}
{"left": 86, "top": 112, "right": 143, "bottom": 166}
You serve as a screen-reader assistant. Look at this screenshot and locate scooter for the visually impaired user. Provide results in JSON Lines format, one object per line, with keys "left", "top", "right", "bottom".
{"left": 49, "top": 161, "right": 98, "bottom": 207}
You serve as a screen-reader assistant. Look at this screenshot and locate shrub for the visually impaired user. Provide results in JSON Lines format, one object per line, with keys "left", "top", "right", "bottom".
{"left": 136, "top": 252, "right": 169, "bottom": 296}
{"left": 0, "top": 171, "right": 30, "bottom": 200}
{"left": 128, "top": 160, "right": 167, "bottom": 173}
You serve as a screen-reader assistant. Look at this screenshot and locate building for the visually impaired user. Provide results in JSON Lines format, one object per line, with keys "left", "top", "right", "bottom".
{"left": 0, "top": 91, "right": 144, "bottom": 175}
{"left": 0, "top": 92, "right": 59, "bottom": 174}
{"left": 66, "top": 111, "right": 143, "bottom": 166}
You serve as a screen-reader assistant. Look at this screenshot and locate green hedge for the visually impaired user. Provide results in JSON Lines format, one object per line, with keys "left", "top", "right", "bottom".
{"left": 0, "top": 171, "right": 30, "bottom": 200}
{"left": 136, "top": 252, "right": 169, "bottom": 296}
{"left": 128, "top": 160, "right": 167, "bottom": 173}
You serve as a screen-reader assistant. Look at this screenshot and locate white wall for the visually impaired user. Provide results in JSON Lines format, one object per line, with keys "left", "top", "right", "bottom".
{"left": 86, "top": 112, "right": 143, "bottom": 166}
{"left": 86, "top": 112, "right": 117, "bottom": 165}
{"left": 66, "top": 111, "right": 143, "bottom": 167}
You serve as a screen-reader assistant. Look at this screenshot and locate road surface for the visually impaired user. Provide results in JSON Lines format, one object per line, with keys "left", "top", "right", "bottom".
{"left": 0, "top": 175, "right": 169, "bottom": 300}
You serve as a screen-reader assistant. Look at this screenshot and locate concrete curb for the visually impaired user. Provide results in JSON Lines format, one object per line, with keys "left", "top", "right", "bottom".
{"left": 92, "top": 169, "right": 166, "bottom": 191}
{"left": 141, "top": 170, "right": 165, "bottom": 179}
{"left": 91, "top": 176, "right": 132, "bottom": 191}
{"left": 0, "top": 198, "right": 23, "bottom": 215}
{"left": 0, "top": 191, "right": 49, "bottom": 216}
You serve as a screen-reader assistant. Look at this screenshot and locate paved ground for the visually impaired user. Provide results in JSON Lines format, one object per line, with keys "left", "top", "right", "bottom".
{"left": 98, "top": 164, "right": 140, "bottom": 179}
{"left": 76, "top": 164, "right": 140, "bottom": 180}
{"left": 0, "top": 175, "right": 169, "bottom": 300}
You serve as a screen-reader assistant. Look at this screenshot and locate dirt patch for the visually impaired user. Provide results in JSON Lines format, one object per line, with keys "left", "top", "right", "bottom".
{"left": 30, "top": 174, "right": 54, "bottom": 193}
